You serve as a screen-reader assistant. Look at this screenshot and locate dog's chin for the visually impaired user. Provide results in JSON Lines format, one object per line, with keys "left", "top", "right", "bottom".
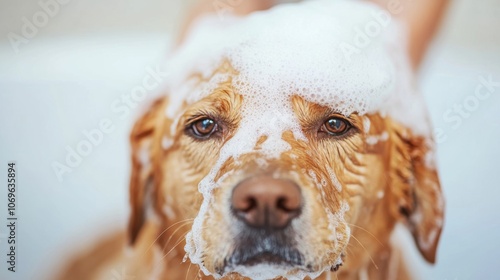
{"left": 221, "top": 263, "right": 320, "bottom": 280}
{"left": 219, "top": 251, "right": 321, "bottom": 279}
{"left": 216, "top": 242, "right": 346, "bottom": 278}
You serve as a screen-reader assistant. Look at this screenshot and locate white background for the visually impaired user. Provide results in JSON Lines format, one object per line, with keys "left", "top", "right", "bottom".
{"left": 1, "top": 0, "right": 500, "bottom": 279}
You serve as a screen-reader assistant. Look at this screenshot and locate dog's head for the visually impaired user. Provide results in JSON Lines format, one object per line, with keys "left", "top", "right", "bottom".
{"left": 128, "top": 1, "right": 444, "bottom": 279}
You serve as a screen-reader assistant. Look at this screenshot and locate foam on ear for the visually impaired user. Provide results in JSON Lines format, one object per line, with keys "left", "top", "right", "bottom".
{"left": 162, "top": 0, "right": 434, "bottom": 278}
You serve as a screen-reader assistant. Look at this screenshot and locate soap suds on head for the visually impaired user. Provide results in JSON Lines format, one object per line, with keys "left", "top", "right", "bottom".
{"left": 168, "top": 0, "right": 398, "bottom": 117}
{"left": 166, "top": 0, "right": 431, "bottom": 156}
{"left": 168, "top": 0, "right": 435, "bottom": 278}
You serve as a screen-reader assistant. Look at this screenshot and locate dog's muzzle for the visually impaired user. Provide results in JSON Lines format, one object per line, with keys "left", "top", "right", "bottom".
{"left": 219, "top": 176, "right": 307, "bottom": 274}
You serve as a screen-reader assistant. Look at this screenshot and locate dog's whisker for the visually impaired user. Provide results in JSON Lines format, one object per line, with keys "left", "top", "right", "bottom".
{"left": 350, "top": 234, "right": 379, "bottom": 270}
{"left": 193, "top": 268, "right": 201, "bottom": 280}
{"left": 345, "top": 245, "right": 354, "bottom": 257}
{"left": 150, "top": 234, "right": 188, "bottom": 273}
{"left": 162, "top": 233, "right": 188, "bottom": 260}
{"left": 161, "top": 221, "right": 194, "bottom": 253}
{"left": 185, "top": 261, "right": 193, "bottom": 280}
{"left": 347, "top": 223, "right": 383, "bottom": 246}
{"left": 344, "top": 245, "right": 356, "bottom": 262}
{"left": 143, "top": 218, "right": 194, "bottom": 255}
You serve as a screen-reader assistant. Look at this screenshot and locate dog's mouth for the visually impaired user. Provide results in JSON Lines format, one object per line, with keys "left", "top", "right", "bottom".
{"left": 219, "top": 246, "right": 345, "bottom": 277}
{"left": 218, "top": 227, "right": 306, "bottom": 275}
{"left": 220, "top": 247, "right": 306, "bottom": 276}
{"left": 240, "top": 251, "right": 299, "bottom": 266}
{"left": 228, "top": 248, "right": 303, "bottom": 267}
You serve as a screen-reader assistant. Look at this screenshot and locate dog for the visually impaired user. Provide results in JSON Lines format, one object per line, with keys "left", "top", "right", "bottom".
{"left": 55, "top": 1, "right": 445, "bottom": 279}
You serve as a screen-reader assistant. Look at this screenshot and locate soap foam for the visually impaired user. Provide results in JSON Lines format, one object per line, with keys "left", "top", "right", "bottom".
{"left": 167, "top": 0, "right": 398, "bottom": 117}
{"left": 166, "top": 0, "right": 434, "bottom": 278}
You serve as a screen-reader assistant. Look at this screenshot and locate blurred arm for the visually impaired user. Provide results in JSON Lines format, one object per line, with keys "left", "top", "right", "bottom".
{"left": 369, "top": 0, "right": 450, "bottom": 69}
{"left": 177, "top": 0, "right": 275, "bottom": 46}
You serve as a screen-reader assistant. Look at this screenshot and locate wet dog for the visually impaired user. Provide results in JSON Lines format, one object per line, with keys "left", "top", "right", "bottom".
{"left": 56, "top": 1, "right": 445, "bottom": 279}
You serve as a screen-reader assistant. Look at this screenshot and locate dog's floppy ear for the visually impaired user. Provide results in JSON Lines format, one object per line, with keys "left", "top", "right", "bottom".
{"left": 128, "top": 97, "right": 169, "bottom": 244}
{"left": 388, "top": 120, "right": 445, "bottom": 263}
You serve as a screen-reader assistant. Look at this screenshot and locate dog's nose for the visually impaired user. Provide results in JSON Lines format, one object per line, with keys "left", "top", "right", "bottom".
{"left": 231, "top": 176, "right": 302, "bottom": 229}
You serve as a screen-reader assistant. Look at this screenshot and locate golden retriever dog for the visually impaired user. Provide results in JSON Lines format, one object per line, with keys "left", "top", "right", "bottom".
{"left": 55, "top": 0, "right": 448, "bottom": 279}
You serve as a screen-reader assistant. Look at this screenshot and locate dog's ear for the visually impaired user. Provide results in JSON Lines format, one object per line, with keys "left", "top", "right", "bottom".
{"left": 388, "top": 120, "right": 445, "bottom": 263}
{"left": 128, "top": 97, "right": 169, "bottom": 245}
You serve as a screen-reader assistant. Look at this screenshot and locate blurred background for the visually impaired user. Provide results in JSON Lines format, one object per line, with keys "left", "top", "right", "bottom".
{"left": 0, "top": 0, "right": 499, "bottom": 279}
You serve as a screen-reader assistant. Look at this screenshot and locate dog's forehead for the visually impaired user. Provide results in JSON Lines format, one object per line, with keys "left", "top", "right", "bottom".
{"left": 167, "top": 1, "right": 394, "bottom": 114}
{"left": 165, "top": 0, "right": 432, "bottom": 140}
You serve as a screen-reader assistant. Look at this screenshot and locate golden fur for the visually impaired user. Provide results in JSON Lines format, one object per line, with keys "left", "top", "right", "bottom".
{"left": 54, "top": 1, "right": 448, "bottom": 277}
{"left": 55, "top": 61, "right": 444, "bottom": 280}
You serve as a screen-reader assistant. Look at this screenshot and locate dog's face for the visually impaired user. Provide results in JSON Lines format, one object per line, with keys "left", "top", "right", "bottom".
{"left": 128, "top": 69, "right": 444, "bottom": 280}
{"left": 127, "top": 2, "right": 444, "bottom": 278}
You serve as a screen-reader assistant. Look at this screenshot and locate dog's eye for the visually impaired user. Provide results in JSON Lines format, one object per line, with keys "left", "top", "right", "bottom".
{"left": 190, "top": 118, "right": 218, "bottom": 138}
{"left": 321, "top": 117, "right": 351, "bottom": 136}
